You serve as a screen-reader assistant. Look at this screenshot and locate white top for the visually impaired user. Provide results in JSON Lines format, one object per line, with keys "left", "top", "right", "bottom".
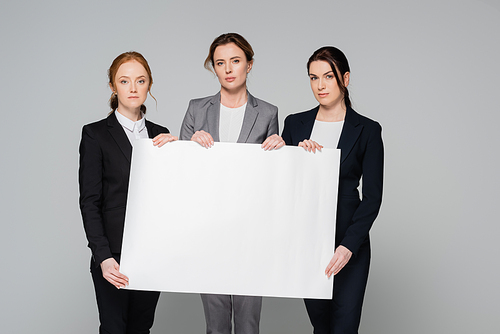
{"left": 115, "top": 110, "right": 149, "bottom": 146}
{"left": 310, "top": 120, "right": 344, "bottom": 149}
{"left": 219, "top": 103, "right": 247, "bottom": 143}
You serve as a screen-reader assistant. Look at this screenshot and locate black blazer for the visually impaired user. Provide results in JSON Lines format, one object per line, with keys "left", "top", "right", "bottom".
{"left": 281, "top": 106, "right": 383, "bottom": 256}
{"left": 79, "top": 112, "right": 169, "bottom": 265}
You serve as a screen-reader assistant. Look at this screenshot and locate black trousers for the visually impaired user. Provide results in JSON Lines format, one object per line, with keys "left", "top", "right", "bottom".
{"left": 90, "top": 255, "right": 160, "bottom": 334}
{"left": 304, "top": 244, "right": 370, "bottom": 334}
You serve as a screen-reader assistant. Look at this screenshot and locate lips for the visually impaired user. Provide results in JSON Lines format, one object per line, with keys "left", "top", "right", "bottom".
{"left": 128, "top": 96, "right": 139, "bottom": 99}
{"left": 318, "top": 93, "right": 329, "bottom": 98}
{"left": 225, "top": 77, "right": 236, "bottom": 82}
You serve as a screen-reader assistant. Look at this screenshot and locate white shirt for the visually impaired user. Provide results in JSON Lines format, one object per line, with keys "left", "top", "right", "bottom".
{"left": 219, "top": 103, "right": 247, "bottom": 143}
{"left": 310, "top": 120, "right": 344, "bottom": 149}
{"left": 115, "top": 110, "right": 149, "bottom": 146}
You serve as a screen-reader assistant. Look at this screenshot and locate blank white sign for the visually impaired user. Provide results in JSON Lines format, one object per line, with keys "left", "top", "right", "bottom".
{"left": 120, "top": 140, "right": 339, "bottom": 299}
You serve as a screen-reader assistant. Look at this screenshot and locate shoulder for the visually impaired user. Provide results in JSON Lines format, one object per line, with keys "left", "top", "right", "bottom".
{"left": 81, "top": 116, "right": 109, "bottom": 136}
{"left": 347, "top": 108, "right": 383, "bottom": 147}
{"left": 79, "top": 116, "right": 111, "bottom": 152}
{"left": 249, "top": 93, "right": 278, "bottom": 114}
{"left": 348, "top": 107, "right": 382, "bottom": 132}
{"left": 83, "top": 117, "right": 107, "bottom": 129}
{"left": 187, "top": 93, "right": 218, "bottom": 111}
{"left": 284, "top": 107, "right": 318, "bottom": 124}
{"left": 145, "top": 119, "right": 169, "bottom": 133}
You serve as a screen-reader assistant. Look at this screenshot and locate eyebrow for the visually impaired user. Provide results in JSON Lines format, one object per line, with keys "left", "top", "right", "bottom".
{"left": 215, "top": 56, "right": 242, "bottom": 62}
{"left": 118, "top": 75, "right": 147, "bottom": 79}
{"left": 309, "top": 70, "right": 334, "bottom": 77}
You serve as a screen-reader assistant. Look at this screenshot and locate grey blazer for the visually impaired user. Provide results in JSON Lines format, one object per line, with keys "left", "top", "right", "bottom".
{"left": 180, "top": 91, "right": 278, "bottom": 144}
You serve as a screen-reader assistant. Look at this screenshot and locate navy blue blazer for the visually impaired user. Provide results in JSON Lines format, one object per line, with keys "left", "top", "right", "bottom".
{"left": 281, "top": 106, "right": 383, "bottom": 256}
{"left": 79, "top": 112, "right": 169, "bottom": 265}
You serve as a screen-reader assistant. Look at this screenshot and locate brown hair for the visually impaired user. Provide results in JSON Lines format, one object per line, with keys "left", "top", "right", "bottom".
{"left": 204, "top": 33, "right": 254, "bottom": 73}
{"left": 307, "top": 46, "right": 351, "bottom": 108}
{"left": 108, "top": 51, "right": 156, "bottom": 113}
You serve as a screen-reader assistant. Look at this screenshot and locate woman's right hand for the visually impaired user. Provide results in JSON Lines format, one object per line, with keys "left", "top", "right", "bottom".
{"left": 152, "top": 133, "right": 178, "bottom": 147}
{"left": 191, "top": 130, "right": 214, "bottom": 148}
{"left": 100, "top": 258, "right": 129, "bottom": 289}
{"left": 298, "top": 139, "right": 323, "bottom": 153}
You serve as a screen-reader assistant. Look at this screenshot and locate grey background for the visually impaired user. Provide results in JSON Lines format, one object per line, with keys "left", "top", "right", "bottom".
{"left": 1, "top": 0, "right": 499, "bottom": 333}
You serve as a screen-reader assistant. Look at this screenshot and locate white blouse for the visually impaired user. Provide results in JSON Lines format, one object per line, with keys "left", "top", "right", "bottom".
{"left": 310, "top": 120, "right": 344, "bottom": 149}
{"left": 219, "top": 103, "right": 247, "bottom": 143}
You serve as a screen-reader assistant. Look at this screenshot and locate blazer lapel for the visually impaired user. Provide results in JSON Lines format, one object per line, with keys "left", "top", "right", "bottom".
{"left": 107, "top": 112, "right": 132, "bottom": 162}
{"left": 337, "top": 107, "right": 363, "bottom": 164}
{"left": 237, "top": 92, "right": 258, "bottom": 143}
{"left": 145, "top": 120, "right": 158, "bottom": 138}
{"left": 207, "top": 93, "right": 220, "bottom": 142}
{"left": 299, "top": 107, "right": 318, "bottom": 143}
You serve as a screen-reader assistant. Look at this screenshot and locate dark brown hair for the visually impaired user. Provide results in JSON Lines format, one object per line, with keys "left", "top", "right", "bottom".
{"left": 108, "top": 51, "right": 155, "bottom": 113}
{"left": 307, "top": 46, "right": 351, "bottom": 108}
{"left": 204, "top": 33, "right": 254, "bottom": 73}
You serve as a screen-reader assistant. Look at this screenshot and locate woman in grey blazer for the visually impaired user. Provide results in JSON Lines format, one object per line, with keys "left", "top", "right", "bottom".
{"left": 180, "top": 33, "right": 284, "bottom": 334}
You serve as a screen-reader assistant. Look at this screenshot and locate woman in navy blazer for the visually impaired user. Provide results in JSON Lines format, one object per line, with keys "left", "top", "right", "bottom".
{"left": 180, "top": 33, "right": 284, "bottom": 334}
{"left": 79, "top": 51, "right": 177, "bottom": 333}
{"left": 281, "top": 46, "right": 384, "bottom": 333}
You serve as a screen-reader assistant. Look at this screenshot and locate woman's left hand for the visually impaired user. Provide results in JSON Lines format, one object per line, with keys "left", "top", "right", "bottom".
{"left": 152, "top": 133, "right": 178, "bottom": 147}
{"left": 325, "top": 245, "right": 352, "bottom": 278}
{"left": 261, "top": 134, "right": 285, "bottom": 151}
{"left": 299, "top": 139, "right": 323, "bottom": 153}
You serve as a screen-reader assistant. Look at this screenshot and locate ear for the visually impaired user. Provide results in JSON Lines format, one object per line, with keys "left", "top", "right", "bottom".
{"left": 247, "top": 60, "right": 254, "bottom": 74}
{"left": 109, "top": 83, "right": 115, "bottom": 94}
{"left": 343, "top": 72, "right": 350, "bottom": 87}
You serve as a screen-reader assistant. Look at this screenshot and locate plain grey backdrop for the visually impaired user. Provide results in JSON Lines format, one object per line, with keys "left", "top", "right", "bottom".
{"left": 1, "top": 0, "right": 499, "bottom": 333}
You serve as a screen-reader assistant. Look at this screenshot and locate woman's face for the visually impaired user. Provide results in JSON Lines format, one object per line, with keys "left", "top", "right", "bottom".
{"left": 213, "top": 43, "right": 252, "bottom": 93}
{"left": 111, "top": 60, "right": 150, "bottom": 113}
{"left": 309, "top": 60, "right": 349, "bottom": 109}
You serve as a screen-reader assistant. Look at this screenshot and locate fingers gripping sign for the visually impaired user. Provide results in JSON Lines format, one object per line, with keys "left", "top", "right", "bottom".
{"left": 261, "top": 134, "right": 285, "bottom": 151}
{"left": 191, "top": 130, "right": 214, "bottom": 148}
{"left": 152, "top": 133, "right": 178, "bottom": 147}
{"left": 298, "top": 140, "right": 323, "bottom": 153}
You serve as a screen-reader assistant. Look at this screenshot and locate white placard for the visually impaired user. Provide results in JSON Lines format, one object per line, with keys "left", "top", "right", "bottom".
{"left": 120, "top": 140, "right": 339, "bottom": 299}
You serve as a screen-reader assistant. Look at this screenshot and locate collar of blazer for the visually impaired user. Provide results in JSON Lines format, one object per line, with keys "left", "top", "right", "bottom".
{"left": 300, "top": 106, "right": 363, "bottom": 164}
{"left": 106, "top": 111, "right": 159, "bottom": 162}
{"left": 207, "top": 90, "right": 259, "bottom": 143}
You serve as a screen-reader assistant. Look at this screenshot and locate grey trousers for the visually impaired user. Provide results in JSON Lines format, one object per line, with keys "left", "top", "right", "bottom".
{"left": 200, "top": 294, "right": 262, "bottom": 334}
